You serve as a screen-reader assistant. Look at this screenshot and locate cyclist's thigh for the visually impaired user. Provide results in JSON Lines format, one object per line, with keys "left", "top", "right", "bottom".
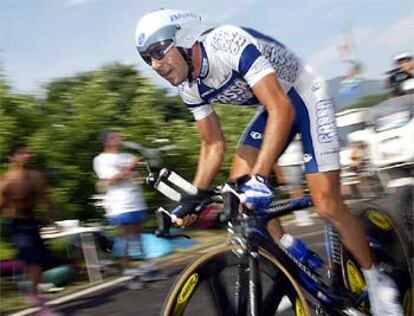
{"left": 233, "top": 107, "right": 296, "bottom": 178}
{"left": 232, "top": 108, "right": 264, "bottom": 178}
{"left": 236, "top": 106, "right": 267, "bottom": 150}
{"left": 306, "top": 170, "right": 342, "bottom": 203}
{"left": 288, "top": 75, "right": 340, "bottom": 174}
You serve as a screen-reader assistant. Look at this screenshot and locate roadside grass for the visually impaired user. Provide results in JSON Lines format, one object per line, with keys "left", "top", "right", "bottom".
{"left": 0, "top": 240, "right": 16, "bottom": 261}
{"left": 0, "top": 237, "right": 76, "bottom": 313}
{"left": 0, "top": 279, "right": 26, "bottom": 314}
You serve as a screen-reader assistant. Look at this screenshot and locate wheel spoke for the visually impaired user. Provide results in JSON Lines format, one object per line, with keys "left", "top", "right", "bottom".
{"left": 205, "top": 273, "right": 237, "bottom": 316}
{"left": 261, "top": 270, "right": 291, "bottom": 315}
{"left": 161, "top": 245, "right": 310, "bottom": 316}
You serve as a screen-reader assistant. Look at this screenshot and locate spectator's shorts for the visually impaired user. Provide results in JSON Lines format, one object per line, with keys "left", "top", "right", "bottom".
{"left": 6, "top": 218, "right": 46, "bottom": 264}
{"left": 109, "top": 211, "right": 147, "bottom": 226}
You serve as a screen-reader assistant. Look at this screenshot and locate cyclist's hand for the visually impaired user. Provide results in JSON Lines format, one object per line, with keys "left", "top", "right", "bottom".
{"left": 240, "top": 174, "right": 273, "bottom": 211}
{"left": 179, "top": 214, "right": 199, "bottom": 228}
{"left": 172, "top": 201, "right": 200, "bottom": 228}
{"left": 170, "top": 187, "right": 215, "bottom": 228}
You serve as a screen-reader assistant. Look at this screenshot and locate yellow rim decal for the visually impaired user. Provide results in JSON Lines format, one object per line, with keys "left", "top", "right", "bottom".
{"left": 295, "top": 297, "right": 307, "bottom": 316}
{"left": 177, "top": 273, "right": 199, "bottom": 305}
{"left": 367, "top": 210, "right": 393, "bottom": 231}
{"left": 346, "top": 260, "right": 365, "bottom": 294}
{"left": 403, "top": 288, "right": 412, "bottom": 316}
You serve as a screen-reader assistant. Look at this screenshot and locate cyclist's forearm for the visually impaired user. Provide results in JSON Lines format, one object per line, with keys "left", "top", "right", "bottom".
{"left": 193, "top": 141, "right": 226, "bottom": 188}
{"left": 253, "top": 99, "right": 293, "bottom": 176}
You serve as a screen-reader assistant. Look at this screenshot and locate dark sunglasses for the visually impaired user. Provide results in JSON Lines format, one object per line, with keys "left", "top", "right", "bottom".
{"left": 397, "top": 57, "right": 413, "bottom": 63}
{"left": 140, "top": 40, "right": 175, "bottom": 65}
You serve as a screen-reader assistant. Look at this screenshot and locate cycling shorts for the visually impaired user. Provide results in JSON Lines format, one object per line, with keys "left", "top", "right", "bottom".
{"left": 238, "top": 74, "right": 340, "bottom": 174}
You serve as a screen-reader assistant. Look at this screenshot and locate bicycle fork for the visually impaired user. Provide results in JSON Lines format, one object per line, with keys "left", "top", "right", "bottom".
{"left": 234, "top": 244, "right": 262, "bottom": 316}
{"left": 248, "top": 248, "right": 262, "bottom": 316}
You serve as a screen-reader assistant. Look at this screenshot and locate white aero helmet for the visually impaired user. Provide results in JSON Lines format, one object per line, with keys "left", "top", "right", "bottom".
{"left": 394, "top": 52, "right": 412, "bottom": 64}
{"left": 135, "top": 8, "right": 216, "bottom": 79}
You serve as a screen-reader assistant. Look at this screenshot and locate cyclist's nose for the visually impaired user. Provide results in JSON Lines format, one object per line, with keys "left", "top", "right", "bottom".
{"left": 151, "top": 58, "right": 164, "bottom": 71}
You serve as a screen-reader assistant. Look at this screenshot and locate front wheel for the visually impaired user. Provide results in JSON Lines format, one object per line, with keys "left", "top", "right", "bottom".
{"left": 161, "top": 243, "right": 310, "bottom": 316}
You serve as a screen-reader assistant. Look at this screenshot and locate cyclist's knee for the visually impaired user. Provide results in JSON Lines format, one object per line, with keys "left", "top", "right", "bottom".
{"left": 313, "top": 195, "right": 347, "bottom": 223}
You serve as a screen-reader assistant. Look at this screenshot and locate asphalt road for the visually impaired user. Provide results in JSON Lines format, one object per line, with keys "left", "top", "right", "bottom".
{"left": 54, "top": 214, "right": 327, "bottom": 316}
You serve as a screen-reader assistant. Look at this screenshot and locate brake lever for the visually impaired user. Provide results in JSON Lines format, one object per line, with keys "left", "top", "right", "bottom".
{"left": 155, "top": 207, "right": 173, "bottom": 233}
{"left": 155, "top": 207, "right": 190, "bottom": 239}
{"left": 146, "top": 172, "right": 158, "bottom": 186}
{"left": 221, "top": 183, "right": 246, "bottom": 203}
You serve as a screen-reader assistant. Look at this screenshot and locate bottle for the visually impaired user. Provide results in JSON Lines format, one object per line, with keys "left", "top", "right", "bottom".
{"left": 279, "top": 233, "right": 324, "bottom": 271}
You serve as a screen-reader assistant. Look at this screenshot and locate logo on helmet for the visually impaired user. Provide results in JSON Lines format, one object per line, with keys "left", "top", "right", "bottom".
{"left": 137, "top": 33, "right": 146, "bottom": 46}
{"left": 170, "top": 12, "right": 198, "bottom": 22}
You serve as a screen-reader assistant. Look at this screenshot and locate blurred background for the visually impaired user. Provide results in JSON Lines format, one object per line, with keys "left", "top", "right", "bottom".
{"left": 0, "top": 0, "right": 413, "bottom": 314}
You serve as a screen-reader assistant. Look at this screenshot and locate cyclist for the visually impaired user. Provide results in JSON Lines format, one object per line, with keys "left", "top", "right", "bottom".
{"left": 134, "top": 8, "right": 402, "bottom": 315}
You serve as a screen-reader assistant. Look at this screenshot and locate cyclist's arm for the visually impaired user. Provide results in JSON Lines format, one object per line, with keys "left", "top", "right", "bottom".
{"left": 251, "top": 73, "right": 294, "bottom": 176}
{"left": 210, "top": 26, "right": 294, "bottom": 177}
{"left": 193, "top": 110, "right": 226, "bottom": 189}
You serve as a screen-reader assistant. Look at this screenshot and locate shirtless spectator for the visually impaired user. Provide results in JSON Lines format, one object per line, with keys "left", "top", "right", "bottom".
{"left": 0, "top": 142, "right": 57, "bottom": 309}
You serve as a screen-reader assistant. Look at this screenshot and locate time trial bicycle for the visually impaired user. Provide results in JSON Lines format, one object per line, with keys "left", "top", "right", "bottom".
{"left": 146, "top": 168, "right": 412, "bottom": 316}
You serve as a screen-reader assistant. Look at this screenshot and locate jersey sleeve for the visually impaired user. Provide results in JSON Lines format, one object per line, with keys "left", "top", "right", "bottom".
{"left": 178, "top": 84, "right": 214, "bottom": 120}
{"left": 242, "top": 53, "right": 276, "bottom": 87}
{"left": 208, "top": 25, "right": 275, "bottom": 87}
{"left": 186, "top": 103, "right": 214, "bottom": 120}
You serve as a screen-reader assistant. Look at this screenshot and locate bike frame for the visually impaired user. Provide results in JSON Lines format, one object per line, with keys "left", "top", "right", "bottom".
{"left": 223, "top": 191, "right": 367, "bottom": 315}
{"left": 149, "top": 168, "right": 368, "bottom": 315}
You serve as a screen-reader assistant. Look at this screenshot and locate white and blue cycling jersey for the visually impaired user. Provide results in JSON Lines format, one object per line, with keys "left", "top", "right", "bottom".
{"left": 178, "top": 25, "right": 339, "bottom": 173}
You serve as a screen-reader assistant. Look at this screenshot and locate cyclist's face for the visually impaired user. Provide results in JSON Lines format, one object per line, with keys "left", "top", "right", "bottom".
{"left": 150, "top": 47, "right": 188, "bottom": 86}
{"left": 399, "top": 59, "right": 414, "bottom": 73}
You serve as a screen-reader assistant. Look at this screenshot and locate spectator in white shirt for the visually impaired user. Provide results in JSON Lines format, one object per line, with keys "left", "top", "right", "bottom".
{"left": 93, "top": 131, "right": 148, "bottom": 289}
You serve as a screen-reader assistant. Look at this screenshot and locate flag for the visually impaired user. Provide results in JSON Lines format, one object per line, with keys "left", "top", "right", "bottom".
{"left": 340, "top": 61, "right": 363, "bottom": 96}
{"left": 337, "top": 29, "right": 363, "bottom": 96}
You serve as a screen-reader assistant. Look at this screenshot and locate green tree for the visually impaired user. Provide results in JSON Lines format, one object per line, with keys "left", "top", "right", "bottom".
{"left": 0, "top": 63, "right": 261, "bottom": 224}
